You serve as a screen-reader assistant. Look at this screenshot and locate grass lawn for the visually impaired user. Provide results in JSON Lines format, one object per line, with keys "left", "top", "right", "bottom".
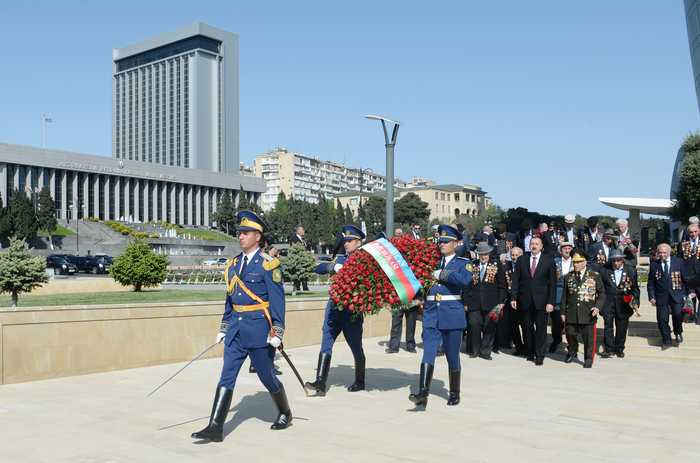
{"left": 180, "top": 229, "right": 237, "bottom": 242}
{"left": 38, "top": 224, "right": 76, "bottom": 236}
{"left": 0, "top": 288, "right": 328, "bottom": 308}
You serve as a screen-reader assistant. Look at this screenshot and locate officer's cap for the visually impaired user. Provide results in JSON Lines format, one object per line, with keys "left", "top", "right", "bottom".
{"left": 437, "top": 225, "right": 463, "bottom": 242}
{"left": 571, "top": 248, "right": 589, "bottom": 262}
{"left": 236, "top": 210, "right": 268, "bottom": 233}
{"left": 342, "top": 225, "right": 365, "bottom": 241}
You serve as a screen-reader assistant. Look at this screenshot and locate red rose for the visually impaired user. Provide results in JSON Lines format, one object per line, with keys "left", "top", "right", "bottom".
{"left": 623, "top": 295, "right": 633, "bottom": 303}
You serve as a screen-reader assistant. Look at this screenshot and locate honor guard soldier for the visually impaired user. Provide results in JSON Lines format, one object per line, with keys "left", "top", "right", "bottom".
{"left": 409, "top": 225, "right": 473, "bottom": 408}
{"left": 561, "top": 249, "right": 605, "bottom": 368}
{"left": 192, "top": 210, "right": 290, "bottom": 442}
{"left": 306, "top": 225, "right": 367, "bottom": 394}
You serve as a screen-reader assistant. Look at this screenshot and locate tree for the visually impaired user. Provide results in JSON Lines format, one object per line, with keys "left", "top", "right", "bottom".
{"left": 0, "top": 237, "right": 50, "bottom": 308}
{"left": 212, "top": 191, "right": 236, "bottom": 235}
{"left": 37, "top": 189, "right": 58, "bottom": 249}
{"left": 10, "top": 188, "right": 38, "bottom": 240}
{"left": 362, "top": 196, "right": 386, "bottom": 238}
{"left": 315, "top": 194, "right": 334, "bottom": 252}
{"left": 334, "top": 199, "right": 346, "bottom": 235}
{"left": 280, "top": 243, "right": 316, "bottom": 296}
{"left": 110, "top": 235, "right": 170, "bottom": 292}
{"left": 0, "top": 193, "right": 12, "bottom": 244}
{"left": 394, "top": 192, "right": 431, "bottom": 224}
{"left": 670, "top": 130, "right": 700, "bottom": 222}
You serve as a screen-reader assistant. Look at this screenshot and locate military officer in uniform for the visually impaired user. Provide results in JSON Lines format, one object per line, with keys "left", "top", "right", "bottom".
{"left": 409, "top": 225, "right": 473, "bottom": 408}
{"left": 192, "top": 211, "right": 290, "bottom": 443}
{"left": 561, "top": 249, "right": 606, "bottom": 368}
{"left": 306, "top": 225, "right": 367, "bottom": 394}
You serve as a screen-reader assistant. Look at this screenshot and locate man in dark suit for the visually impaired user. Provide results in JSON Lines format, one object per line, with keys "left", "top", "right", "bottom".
{"left": 542, "top": 221, "right": 567, "bottom": 258}
{"left": 648, "top": 243, "right": 693, "bottom": 349}
{"left": 580, "top": 216, "right": 602, "bottom": 253}
{"left": 410, "top": 223, "right": 421, "bottom": 240}
{"left": 488, "top": 223, "right": 516, "bottom": 258}
{"left": 587, "top": 228, "right": 616, "bottom": 272}
{"left": 462, "top": 242, "right": 507, "bottom": 360}
{"left": 290, "top": 226, "right": 311, "bottom": 291}
{"left": 505, "top": 247, "right": 526, "bottom": 355}
{"left": 551, "top": 241, "right": 574, "bottom": 353}
{"left": 677, "top": 223, "right": 700, "bottom": 323}
{"left": 562, "top": 214, "right": 582, "bottom": 249}
{"left": 561, "top": 249, "right": 606, "bottom": 368}
{"left": 510, "top": 234, "right": 557, "bottom": 365}
{"left": 599, "top": 249, "right": 640, "bottom": 357}
{"left": 515, "top": 220, "right": 534, "bottom": 255}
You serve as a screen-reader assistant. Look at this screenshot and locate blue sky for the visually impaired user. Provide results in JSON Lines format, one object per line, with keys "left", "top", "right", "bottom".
{"left": 1, "top": 1, "right": 698, "bottom": 218}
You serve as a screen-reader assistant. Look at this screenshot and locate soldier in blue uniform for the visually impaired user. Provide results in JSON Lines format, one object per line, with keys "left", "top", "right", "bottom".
{"left": 409, "top": 225, "right": 473, "bottom": 408}
{"left": 192, "top": 210, "right": 290, "bottom": 442}
{"left": 306, "top": 225, "right": 367, "bottom": 394}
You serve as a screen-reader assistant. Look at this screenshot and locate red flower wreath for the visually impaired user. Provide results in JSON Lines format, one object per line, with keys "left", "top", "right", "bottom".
{"left": 328, "top": 234, "right": 442, "bottom": 320}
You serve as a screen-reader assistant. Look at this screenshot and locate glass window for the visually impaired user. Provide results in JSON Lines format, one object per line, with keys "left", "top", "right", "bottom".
{"left": 115, "top": 36, "right": 221, "bottom": 72}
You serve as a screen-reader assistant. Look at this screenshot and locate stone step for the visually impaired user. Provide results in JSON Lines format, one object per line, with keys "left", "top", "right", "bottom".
{"left": 549, "top": 342, "right": 700, "bottom": 359}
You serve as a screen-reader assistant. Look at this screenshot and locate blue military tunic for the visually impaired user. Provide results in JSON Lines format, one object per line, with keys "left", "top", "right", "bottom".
{"left": 316, "top": 254, "right": 365, "bottom": 361}
{"left": 422, "top": 255, "right": 473, "bottom": 369}
{"left": 218, "top": 248, "right": 286, "bottom": 392}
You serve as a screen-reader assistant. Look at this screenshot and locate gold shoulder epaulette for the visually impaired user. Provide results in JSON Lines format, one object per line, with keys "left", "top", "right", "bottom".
{"left": 263, "top": 257, "right": 280, "bottom": 271}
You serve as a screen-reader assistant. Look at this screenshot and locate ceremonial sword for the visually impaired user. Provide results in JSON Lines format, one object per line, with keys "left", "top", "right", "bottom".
{"left": 147, "top": 342, "right": 220, "bottom": 397}
{"left": 278, "top": 343, "right": 308, "bottom": 396}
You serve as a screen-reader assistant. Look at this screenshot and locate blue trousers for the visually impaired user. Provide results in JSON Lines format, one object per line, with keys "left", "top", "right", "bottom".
{"left": 320, "top": 312, "right": 365, "bottom": 361}
{"left": 422, "top": 326, "right": 462, "bottom": 370}
{"left": 218, "top": 333, "right": 282, "bottom": 393}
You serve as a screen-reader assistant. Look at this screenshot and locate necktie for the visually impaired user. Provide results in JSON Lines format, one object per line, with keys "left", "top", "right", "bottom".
{"left": 531, "top": 256, "right": 537, "bottom": 278}
{"left": 481, "top": 263, "right": 486, "bottom": 281}
{"left": 440, "top": 258, "right": 446, "bottom": 270}
{"left": 240, "top": 255, "right": 248, "bottom": 275}
{"left": 663, "top": 260, "right": 668, "bottom": 275}
{"left": 693, "top": 241, "right": 698, "bottom": 256}
{"left": 301, "top": 237, "right": 307, "bottom": 250}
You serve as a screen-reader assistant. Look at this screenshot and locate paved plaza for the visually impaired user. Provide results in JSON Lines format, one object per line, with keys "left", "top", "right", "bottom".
{"left": 1, "top": 332, "right": 699, "bottom": 462}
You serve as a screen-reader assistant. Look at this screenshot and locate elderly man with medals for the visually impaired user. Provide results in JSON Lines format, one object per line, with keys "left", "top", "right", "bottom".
{"left": 561, "top": 249, "right": 605, "bottom": 368}
{"left": 409, "top": 225, "right": 473, "bottom": 408}
{"left": 192, "top": 210, "right": 289, "bottom": 442}
{"left": 306, "top": 225, "right": 368, "bottom": 394}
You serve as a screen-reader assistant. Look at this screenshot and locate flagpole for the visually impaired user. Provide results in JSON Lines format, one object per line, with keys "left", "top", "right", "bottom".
{"left": 43, "top": 114, "right": 45, "bottom": 148}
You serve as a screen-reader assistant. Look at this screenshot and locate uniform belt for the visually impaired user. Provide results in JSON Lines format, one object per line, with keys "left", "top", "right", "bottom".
{"left": 233, "top": 302, "right": 270, "bottom": 313}
{"left": 426, "top": 294, "right": 460, "bottom": 302}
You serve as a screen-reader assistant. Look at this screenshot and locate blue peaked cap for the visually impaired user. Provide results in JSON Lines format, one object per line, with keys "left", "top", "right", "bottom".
{"left": 342, "top": 225, "right": 365, "bottom": 241}
{"left": 437, "top": 225, "right": 463, "bottom": 242}
{"left": 236, "top": 210, "right": 269, "bottom": 233}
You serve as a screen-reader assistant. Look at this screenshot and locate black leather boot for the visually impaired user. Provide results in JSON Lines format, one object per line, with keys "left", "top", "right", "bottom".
{"left": 408, "top": 363, "right": 434, "bottom": 408}
{"left": 348, "top": 360, "right": 365, "bottom": 392}
{"left": 269, "top": 386, "right": 293, "bottom": 430}
{"left": 446, "top": 369, "right": 461, "bottom": 406}
{"left": 305, "top": 353, "right": 331, "bottom": 393}
{"left": 191, "top": 386, "right": 233, "bottom": 442}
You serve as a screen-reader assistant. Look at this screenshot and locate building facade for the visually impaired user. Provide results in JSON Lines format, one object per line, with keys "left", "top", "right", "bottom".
{"left": 112, "top": 22, "right": 239, "bottom": 174}
{"left": 336, "top": 180, "right": 490, "bottom": 221}
{"left": 253, "top": 148, "right": 408, "bottom": 210}
{"left": 0, "top": 143, "right": 265, "bottom": 226}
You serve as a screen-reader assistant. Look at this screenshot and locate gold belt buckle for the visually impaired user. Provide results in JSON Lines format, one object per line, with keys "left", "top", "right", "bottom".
{"left": 435, "top": 294, "right": 442, "bottom": 302}
{"left": 234, "top": 305, "right": 243, "bottom": 313}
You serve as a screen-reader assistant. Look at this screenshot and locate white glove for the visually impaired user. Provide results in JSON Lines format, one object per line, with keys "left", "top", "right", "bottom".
{"left": 267, "top": 336, "right": 282, "bottom": 348}
{"left": 432, "top": 269, "right": 442, "bottom": 279}
{"left": 334, "top": 264, "right": 343, "bottom": 273}
{"left": 216, "top": 332, "right": 226, "bottom": 344}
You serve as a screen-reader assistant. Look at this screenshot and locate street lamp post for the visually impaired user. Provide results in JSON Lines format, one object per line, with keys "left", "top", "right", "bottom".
{"left": 365, "top": 115, "right": 402, "bottom": 239}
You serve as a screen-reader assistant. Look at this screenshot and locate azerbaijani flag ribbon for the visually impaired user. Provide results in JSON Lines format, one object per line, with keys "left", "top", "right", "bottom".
{"left": 361, "top": 238, "right": 422, "bottom": 305}
{"left": 44, "top": 118, "right": 52, "bottom": 123}
{"left": 25, "top": 186, "right": 32, "bottom": 192}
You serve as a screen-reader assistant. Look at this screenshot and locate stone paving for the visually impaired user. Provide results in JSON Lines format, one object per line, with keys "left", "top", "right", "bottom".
{"left": 1, "top": 333, "right": 699, "bottom": 462}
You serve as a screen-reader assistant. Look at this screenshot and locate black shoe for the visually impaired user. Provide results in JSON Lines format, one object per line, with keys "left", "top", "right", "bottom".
{"left": 249, "top": 364, "right": 256, "bottom": 374}
{"left": 548, "top": 343, "right": 559, "bottom": 354}
{"left": 661, "top": 343, "right": 671, "bottom": 350}
{"left": 385, "top": 348, "right": 399, "bottom": 354}
{"left": 409, "top": 363, "right": 434, "bottom": 408}
{"left": 269, "top": 386, "right": 292, "bottom": 430}
{"left": 676, "top": 334, "right": 684, "bottom": 343}
{"left": 583, "top": 362, "right": 592, "bottom": 369}
{"left": 479, "top": 354, "right": 493, "bottom": 361}
{"left": 492, "top": 348, "right": 499, "bottom": 354}
{"left": 348, "top": 360, "right": 365, "bottom": 392}
{"left": 616, "top": 352, "right": 625, "bottom": 358}
{"left": 446, "top": 370, "right": 460, "bottom": 406}
{"left": 526, "top": 355, "right": 535, "bottom": 362}
{"left": 511, "top": 350, "right": 525, "bottom": 357}
{"left": 274, "top": 364, "right": 282, "bottom": 375}
{"left": 601, "top": 350, "right": 613, "bottom": 357}
{"left": 565, "top": 353, "right": 577, "bottom": 363}
{"left": 305, "top": 353, "right": 331, "bottom": 393}
{"left": 469, "top": 352, "right": 478, "bottom": 359}
{"left": 436, "top": 350, "right": 445, "bottom": 357}
{"left": 535, "top": 358, "right": 544, "bottom": 366}
{"left": 191, "top": 387, "right": 233, "bottom": 442}
{"left": 407, "top": 347, "right": 417, "bottom": 354}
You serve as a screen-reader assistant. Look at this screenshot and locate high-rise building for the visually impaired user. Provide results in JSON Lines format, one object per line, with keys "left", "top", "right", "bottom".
{"left": 112, "top": 22, "right": 239, "bottom": 174}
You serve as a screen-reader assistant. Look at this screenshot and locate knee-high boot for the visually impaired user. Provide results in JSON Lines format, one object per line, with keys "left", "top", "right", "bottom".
{"left": 191, "top": 386, "right": 233, "bottom": 442}
{"left": 305, "top": 353, "right": 331, "bottom": 393}
{"left": 269, "top": 386, "right": 293, "bottom": 430}
{"left": 347, "top": 360, "right": 365, "bottom": 392}
{"left": 408, "top": 363, "right": 434, "bottom": 408}
{"left": 446, "top": 369, "right": 460, "bottom": 406}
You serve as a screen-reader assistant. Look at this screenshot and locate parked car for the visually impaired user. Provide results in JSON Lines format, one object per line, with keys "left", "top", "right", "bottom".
{"left": 202, "top": 257, "right": 229, "bottom": 266}
{"left": 65, "top": 255, "right": 112, "bottom": 274}
{"left": 46, "top": 256, "right": 78, "bottom": 275}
